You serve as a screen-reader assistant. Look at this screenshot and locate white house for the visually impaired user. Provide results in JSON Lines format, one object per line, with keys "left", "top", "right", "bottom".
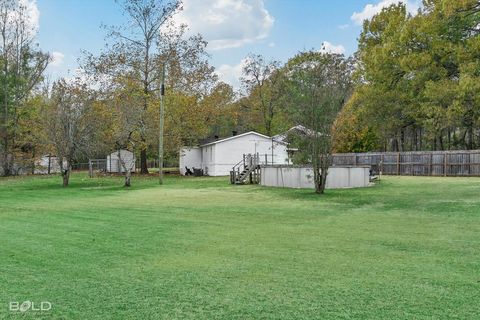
{"left": 273, "top": 125, "right": 318, "bottom": 143}
{"left": 179, "top": 131, "right": 289, "bottom": 176}
{"left": 107, "top": 150, "right": 136, "bottom": 173}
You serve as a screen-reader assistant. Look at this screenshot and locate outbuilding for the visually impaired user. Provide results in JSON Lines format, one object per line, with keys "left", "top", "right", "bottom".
{"left": 179, "top": 131, "right": 289, "bottom": 176}
{"left": 107, "top": 150, "right": 136, "bottom": 173}
{"left": 34, "top": 155, "right": 63, "bottom": 174}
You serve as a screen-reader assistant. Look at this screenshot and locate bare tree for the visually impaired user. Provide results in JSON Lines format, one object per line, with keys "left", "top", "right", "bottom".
{"left": 85, "top": 1, "right": 218, "bottom": 182}
{"left": 286, "top": 52, "right": 354, "bottom": 194}
{"left": 0, "top": 0, "right": 49, "bottom": 176}
{"left": 44, "top": 79, "right": 97, "bottom": 187}
{"left": 110, "top": 80, "right": 143, "bottom": 187}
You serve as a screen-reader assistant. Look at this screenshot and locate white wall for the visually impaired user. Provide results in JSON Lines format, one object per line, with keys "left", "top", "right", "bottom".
{"left": 179, "top": 132, "right": 291, "bottom": 176}
{"left": 260, "top": 165, "right": 370, "bottom": 189}
{"left": 34, "top": 155, "right": 62, "bottom": 174}
{"left": 201, "top": 144, "right": 216, "bottom": 176}
{"left": 107, "top": 150, "right": 136, "bottom": 173}
{"left": 179, "top": 147, "right": 202, "bottom": 175}
{"left": 209, "top": 133, "right": 289, "bottom": 176}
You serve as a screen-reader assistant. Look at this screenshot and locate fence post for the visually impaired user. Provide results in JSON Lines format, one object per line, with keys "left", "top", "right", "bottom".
{"left": 380, "top": 154, "right": 384, "bottom": 175}
{"left": 444, "top": 152, "right": 448, "bottom": 177}
{"left": 89, "top": 160, "right": 93, "bottom": 178}
{"left": 468, "top": 152, "right": 471, "bottom": 175}
{"left": 428, "top": 153, "right": 432, "bottom": 176}
{"left": 397, "top": 153, "right": 400, "bottom": 175}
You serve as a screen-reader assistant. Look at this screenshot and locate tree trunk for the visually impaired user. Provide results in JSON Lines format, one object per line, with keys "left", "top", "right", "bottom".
{"left": 31, "top": 148, "right": 36, "bottom": 174}
{"left": 118, "top": 149, "right": 135, "bottom": 187}
{"left": 419, "top": 128, "right": 423, "bottom": 150}
{"left": 265, "top": 120, "right": 272, "bottom": 137}
{"left": 313, "top": 164, "right": 328, "bottom": 194}
{"left": 1, "top": 122, "right": 11, "bottom": 176}
{"left": 315, "top": 168, "right": 328, "bottom": 194}
{"left": 411, "top": 128, "right": 414, "bottom": 151}
{"left": 124, "top": 170, "right": 131, "bottom": 187}
{"left": 62, "top": 169, "right": 70, "bottom": 187}
{"left": 2, "top": 37, "right": 9, "bottom": 177}
{"left": 1, "top": 151, "right": 11, "bottom": 176}
{"left": 400, "top": 128, "right": 405, "bottom": 151}
{"left": 140, "top": 148, "right": 148, "bottom": 174}
{"left": 468, "top": 127, "right": 474, "bottom": 150}
{"left": 446, "top": 129, "right": 450, "bottom": 150}
{"left": 393, "top": 138, "right": 399, "bottom": 152}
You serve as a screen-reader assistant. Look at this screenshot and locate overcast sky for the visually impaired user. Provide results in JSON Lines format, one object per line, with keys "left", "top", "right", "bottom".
{"left": 33, "top": 0, "right": 421, "bottom": 89}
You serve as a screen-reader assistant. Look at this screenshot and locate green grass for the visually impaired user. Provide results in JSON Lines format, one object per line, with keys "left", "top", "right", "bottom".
{"left": 0, "top": 174, "right": 479, "bottom": 319}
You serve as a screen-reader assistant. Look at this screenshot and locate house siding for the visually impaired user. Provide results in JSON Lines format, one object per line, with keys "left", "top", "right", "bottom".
{"left": 179, "top": 132, "right": 289, "bottom": 177}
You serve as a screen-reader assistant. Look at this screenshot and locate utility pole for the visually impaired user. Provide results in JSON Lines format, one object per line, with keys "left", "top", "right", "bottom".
{"left": 158, "top": 63, "right": 166, "bottom": 185}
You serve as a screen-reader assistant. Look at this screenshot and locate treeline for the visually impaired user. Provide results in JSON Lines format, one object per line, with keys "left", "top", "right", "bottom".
{"left": 223, "top": 0, "right": 480, "bottom": 153}
{"left": 0, "top": 0, "right": 237, "bottom": 181}
{"left": 1, "top": 0, "right": 479, "bottom": 182}
{"left": 0, "top": 0, "right": 50, "bottom": 176}
{"left": 334, "top": 0, "right": 480, "bottom": 152}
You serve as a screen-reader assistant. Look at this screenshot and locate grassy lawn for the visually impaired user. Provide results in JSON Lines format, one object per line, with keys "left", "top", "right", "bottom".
{"left": 0, "top": 174, "right": 479, "bottom": 319}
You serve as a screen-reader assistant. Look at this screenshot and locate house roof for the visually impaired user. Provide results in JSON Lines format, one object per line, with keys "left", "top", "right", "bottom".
{"left": 200, "top": 131, "right": 272, "bottom": 147}
{"left": 273, "top": 125, "right": 320, "bottom": 142}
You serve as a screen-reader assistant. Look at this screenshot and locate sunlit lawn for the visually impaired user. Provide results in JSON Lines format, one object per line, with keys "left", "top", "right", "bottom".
{"left": 0, "top": 173, "right": 479, "bottom": 319}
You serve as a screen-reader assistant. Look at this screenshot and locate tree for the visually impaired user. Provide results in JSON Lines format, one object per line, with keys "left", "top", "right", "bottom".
{"left": 332, "top": 92, "right": 380, "bottom": 153}
{"left": 89, "top": 0, "right": 181, "bottom": 174}
{"left": 146, "top": 26, "right": 217, "bottom": 181}
{"left": 200, "top": 82, "right": 236, "bottom": 138}
{"left": 434, "top": 0, "right": 480, "bottom": 149}
{"left": 241, "top": 54, "right": 285, "bottom": 136}
{"left": 109, "top": 78, "right": 143, "bottom": 187}
{"left": 86, "top": 0, "right": 221, "bottom": 176}
{"left": 43, "top": 80, "right": 98, "bottom": 187}
{"left": 285, "top": 52, "right": 354, "bottom": 194}
{"left": 0, "top": 0, "right": 49, "bottom": 175}
{"left": 356, "top": 3, "right": 416, "bottom": 152}
{"left": 335, "top": 0, "right": 480, "bottom": 152}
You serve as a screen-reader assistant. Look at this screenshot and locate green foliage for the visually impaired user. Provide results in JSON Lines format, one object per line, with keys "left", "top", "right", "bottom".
{"left": 240, "top": 54, "right": 293, "bottom": 136}
{"left": 283, "top": 51, "right": 354, "bottom": 193}
{"left": 336, "top": 0, "right": 480, "bottom": 152}
{"left": 333, "top": 92, "right": 381, "bottom": 153}
{"left": 0, "top": 0, "right": 50, "bottom": 176}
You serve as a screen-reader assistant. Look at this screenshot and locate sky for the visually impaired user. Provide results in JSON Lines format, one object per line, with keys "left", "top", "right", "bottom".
{"left": 32, "top": 0, "right": 421, "bottom": 89}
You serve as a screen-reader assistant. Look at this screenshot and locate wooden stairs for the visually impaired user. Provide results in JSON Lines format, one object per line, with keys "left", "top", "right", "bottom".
{"left": 230, "top": 153, "right": 261, "bottom": 185}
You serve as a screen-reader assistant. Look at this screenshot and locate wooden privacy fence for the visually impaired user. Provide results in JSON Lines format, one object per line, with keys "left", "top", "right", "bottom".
{"left": 333, "top": 150, "right": 480, "bottom": 177}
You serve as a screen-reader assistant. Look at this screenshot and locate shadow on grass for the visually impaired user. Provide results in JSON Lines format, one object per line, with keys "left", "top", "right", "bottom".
{"left": 246, "top": 181, "right": 384, "bottom": 203}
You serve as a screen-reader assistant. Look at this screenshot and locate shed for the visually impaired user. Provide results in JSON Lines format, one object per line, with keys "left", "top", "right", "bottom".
{"left": 107, "top": 150, "right": 136, "bottom": 173}
{"left": 34, "top": 155, "right": 63, "bottom": 174}
{"left": 179, "top": 131, "right": 289, "bottom": 176}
